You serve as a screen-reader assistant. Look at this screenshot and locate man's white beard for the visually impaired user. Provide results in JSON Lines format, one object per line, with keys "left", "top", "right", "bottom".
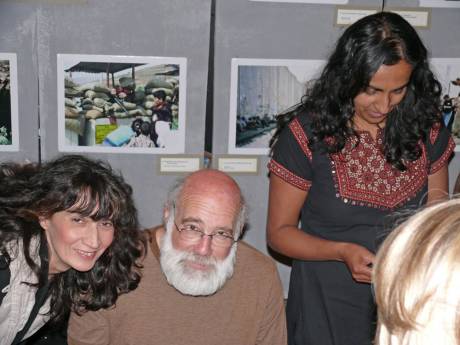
{"left": 159, "top": 215, "right": 237, "bottom": 296}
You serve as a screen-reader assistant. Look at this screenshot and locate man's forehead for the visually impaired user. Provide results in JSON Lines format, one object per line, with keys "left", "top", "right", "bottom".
{"left": 181, "top": 170, "right": 241, "bottom": 196}
{"left": 178, "top": 181, "right": 240, "bottom": 208}
{"left": 177, "top": 193, "right": 238, "bottom": 215}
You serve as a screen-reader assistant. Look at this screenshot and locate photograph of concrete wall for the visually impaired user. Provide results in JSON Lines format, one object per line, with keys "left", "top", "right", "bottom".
{"left": 228, "top": 58, "right": 324, "bottom": 155}
{"left": 0, "top": 53, "right": 19, "bottom": 151}
{"left": 58, "top": 54, "right": 187, "bottom": 154}
{"left": 431, "top": 58, "right": 460, "bottom": 149}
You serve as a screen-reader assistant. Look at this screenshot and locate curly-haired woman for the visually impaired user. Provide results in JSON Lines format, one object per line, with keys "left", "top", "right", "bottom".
{"left": 267, "top": 12, "right": 455, "bottom": 345}
{"left": 0, "top": 155, "right": 145, "bottom": 345}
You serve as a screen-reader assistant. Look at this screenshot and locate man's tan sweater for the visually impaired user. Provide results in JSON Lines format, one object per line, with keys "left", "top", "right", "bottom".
{"left": 68, "top": 229, "right": 287, "bottom": 345}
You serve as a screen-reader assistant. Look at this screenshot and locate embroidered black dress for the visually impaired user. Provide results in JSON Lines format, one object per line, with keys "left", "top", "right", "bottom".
{"left": 268, "top": 115, "right": 455, "bottom": 345}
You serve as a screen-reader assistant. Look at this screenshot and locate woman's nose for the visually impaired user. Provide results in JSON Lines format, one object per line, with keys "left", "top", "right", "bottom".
{"left": 375, "top": 94, "right": 392, "bottom": 114}
{"left": 82, "top": 222, "right": 100, "bottom": 249}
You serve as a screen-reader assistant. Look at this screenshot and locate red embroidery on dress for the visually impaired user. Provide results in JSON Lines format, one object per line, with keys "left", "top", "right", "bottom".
{"left": 288, "top": 118, "right": 312, "bottom": 162}
{"left": 430, "top": 122, "right": 441, "bottom": 145}
{"left": 268, "top": 160, "right": 312, "bottom": 191}
{"left": 330, "top": 132, "right": 428, "bottom": 209}
{"left": 430, "top": 136, "right": 455, "bottom": 174}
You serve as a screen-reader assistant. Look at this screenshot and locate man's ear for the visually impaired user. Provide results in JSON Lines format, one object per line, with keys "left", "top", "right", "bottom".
{"left": 163, "top": 204, "right": 171, "bottom": 222}
{"left": 38, "top": 216, "right": 50, "bottom": 230}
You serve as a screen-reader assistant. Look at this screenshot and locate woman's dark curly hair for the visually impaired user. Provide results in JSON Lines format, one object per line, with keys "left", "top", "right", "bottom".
{"left": 271, "top": 12, "right": 442, "bottom": 170}
{"left": 0, "top": 155, "right": 145, "bottom": 323}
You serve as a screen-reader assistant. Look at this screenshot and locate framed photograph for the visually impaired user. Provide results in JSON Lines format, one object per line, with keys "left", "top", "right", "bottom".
{"left": 228, "top": 58, "right": 325, "bottom": 155}
{"left": 430, "top": 58, "right": 460, "bottom": 150}
{"left": 419, "top": 0, "right": 460, "bottom": 8}
{"left": 250, "top": 0, "right": 348, "bottom": 4}
{"left": 58, "top": 54, "right": 187, "bottom": 154}
{"left": 0, "top": 53, "right": 19, "bottom": 151}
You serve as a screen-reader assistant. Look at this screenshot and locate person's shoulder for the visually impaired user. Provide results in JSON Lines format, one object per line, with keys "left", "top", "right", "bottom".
{"left": 142, "top": 226, "right": 161, "bottom": 241}
{"left": 426, "top": 120, "right": 452, "bottom": 144}
{"left": 294, "top": 109, "right": 312, "bottom": 126}
{"left": 237, "top": 241, "right": 278, "bottom": 273}
{"left": 137, "top": 226, "right": 163, "bottom": 263}
{"left": 283, "top": 110, "right": 313, "bottom": 139}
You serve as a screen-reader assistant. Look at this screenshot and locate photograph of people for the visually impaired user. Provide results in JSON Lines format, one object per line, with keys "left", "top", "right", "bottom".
{"left": 229, "top": 59, "right": 324, "bottom": 155}
{"left": 0, "top": 54, "right": 18, "bottom": 150}
{"left": 60, "top": 55, "right": 185, "bottom": 153}
{"left": 430, "top": 58, "right": 460, "bottom": 146}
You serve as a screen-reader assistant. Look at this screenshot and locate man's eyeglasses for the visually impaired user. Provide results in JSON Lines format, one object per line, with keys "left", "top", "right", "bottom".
{"left": 173, "top": 222, "right": 237, "bottom": 248}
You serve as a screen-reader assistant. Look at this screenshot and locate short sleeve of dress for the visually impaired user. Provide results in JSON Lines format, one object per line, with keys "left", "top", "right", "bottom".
{"left": 426, "top": 122, "right": 455, "bottom": 175}
{"left": 268, "top": 117, "right": 313, "bottom": 191}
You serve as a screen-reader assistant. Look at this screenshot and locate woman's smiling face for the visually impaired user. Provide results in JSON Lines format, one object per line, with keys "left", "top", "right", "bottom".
{"left": 40, "top": 210, "right": 114, "bottom": 275}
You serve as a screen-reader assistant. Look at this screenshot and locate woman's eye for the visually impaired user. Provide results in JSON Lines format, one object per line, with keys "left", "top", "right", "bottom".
{"left": 365, "top": 87, "right": 377, "bottom": 95}
{"left": 392, "top": 87, "right": 406, "bottom": 95}
{"left": 100, "top": 221, "right": 114, "bottom": 229}
{"left": 71, "top": 217, "right": 84, "bottom": 224}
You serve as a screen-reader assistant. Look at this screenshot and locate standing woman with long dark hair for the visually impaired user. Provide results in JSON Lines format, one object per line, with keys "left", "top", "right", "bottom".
{"left": 0, "top": 155, "right": 145, "bottom": 345}
{"left": 267, "top": 12, "right": 455, "bottom": 345}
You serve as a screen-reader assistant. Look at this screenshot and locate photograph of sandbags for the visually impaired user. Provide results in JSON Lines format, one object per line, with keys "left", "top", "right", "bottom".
{"left": 228, "top": 58, "right": 324, "bottom": 155}
{"left": 431, "top": 58, "right": 460, "bottom": 149}
{"left": 0, "top": 53, "right": 19, "bottom": 151}
{"left": 58, "top": 54, "right": 186, "bottom": 154}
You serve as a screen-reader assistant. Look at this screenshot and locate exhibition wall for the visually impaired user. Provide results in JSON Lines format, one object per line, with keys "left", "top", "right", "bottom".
{"left": 1, "top": 0, "right": 460, "bottom": 294}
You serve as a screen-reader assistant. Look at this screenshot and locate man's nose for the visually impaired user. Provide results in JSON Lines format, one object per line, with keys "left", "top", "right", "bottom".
{"left": 193, "top": 234, "right": 213, "bottom": 256}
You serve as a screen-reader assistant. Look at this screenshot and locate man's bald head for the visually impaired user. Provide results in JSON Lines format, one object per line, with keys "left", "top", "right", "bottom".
{"left": 165, "top": 169, "right": 246, "bottom": 239}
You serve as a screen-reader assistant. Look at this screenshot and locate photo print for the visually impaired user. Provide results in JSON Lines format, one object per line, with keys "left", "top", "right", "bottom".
{"left": 0, "top": 53, "right": 19, "bottom": 151}
{"left": 419, "top": 0, "right": 460, "bottom": 8}
{"left": 250, "top": 0, "right": 348, "bottom": 4}
{"left": 228, "top": 58, "right": 325, "bottom": 155}
{"left": 58, "top": 54, "right": 187, "bottom": 154}
{"left": 431, "top": 58, "right": 460, "bottom": 149}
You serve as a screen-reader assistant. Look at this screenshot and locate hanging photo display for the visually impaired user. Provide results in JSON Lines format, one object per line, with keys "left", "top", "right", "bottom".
{"left": 58, "top": 54, "right": 187, "bottom": 154}
{"left": 0, "top": 53, "right": 19, "bottom": 151}
{"left": 228, "top": 58, "right": 325, "bottom": 155}
{"left": 431, "top": 58, "right": 460, "bottom": 149}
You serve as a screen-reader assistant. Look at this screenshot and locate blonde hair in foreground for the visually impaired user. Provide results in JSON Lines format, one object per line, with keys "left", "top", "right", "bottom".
{"left": 374, "top": 199, "right": 460, "bottom": 345}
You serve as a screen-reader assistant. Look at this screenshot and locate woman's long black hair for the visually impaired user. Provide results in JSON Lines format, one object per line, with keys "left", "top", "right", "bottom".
{"left": 271, "top": 12, "right": 441, "bottom": 170}
{"left": 0, "top": 155, "right": 145, "bottom": 323}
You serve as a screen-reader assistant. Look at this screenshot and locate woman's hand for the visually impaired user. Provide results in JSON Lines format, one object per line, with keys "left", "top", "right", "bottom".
{"left": 338, "top": 242, "right": 375, "bottom": 284}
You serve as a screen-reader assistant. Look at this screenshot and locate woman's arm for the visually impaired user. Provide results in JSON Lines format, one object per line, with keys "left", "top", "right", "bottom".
{"left": 427, "top": 165, "right": 449, "bottom": 204}
{"left": 267, "top": 174, "right": 375, "bottom": 283}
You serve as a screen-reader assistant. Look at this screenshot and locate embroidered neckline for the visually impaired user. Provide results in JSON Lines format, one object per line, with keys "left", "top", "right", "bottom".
{"left": 330, "top": 134, "right": 427, "bottom": 210}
